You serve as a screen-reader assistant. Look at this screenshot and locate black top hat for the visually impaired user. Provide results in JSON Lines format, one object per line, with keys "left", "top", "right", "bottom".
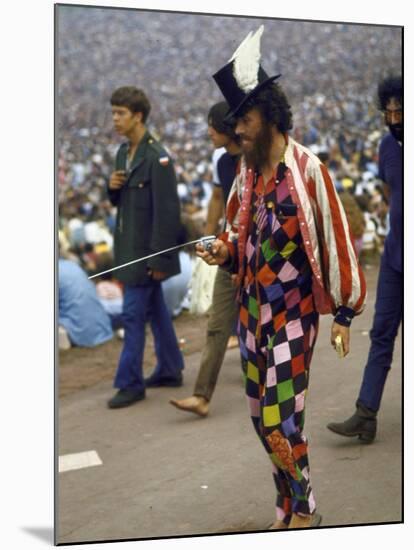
{"left": 213, "top": 62, "right": 281, "bottom": 119}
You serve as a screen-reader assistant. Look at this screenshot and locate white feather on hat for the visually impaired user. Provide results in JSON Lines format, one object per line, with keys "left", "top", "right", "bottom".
{"left": 229, "top": 25, "right": 264, "bottom": 93}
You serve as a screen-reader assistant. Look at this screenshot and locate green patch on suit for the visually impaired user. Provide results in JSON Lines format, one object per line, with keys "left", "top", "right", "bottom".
{"left": 261, "top": 238, "right": 278, "bottom": 262}
{"left": 280, "top": 241, "right": 297, "bottom": 259}
{"left": 248, "top": 296, "right": 259, "bottom": 320}
{"left": 263, "top": 404, "right": 281, "bottom": 427}
{"left": 277, "top": 379, "right": 295, "bottom": 403}
{"left": 247, "top": 361, "right": 259, "bottom": 384}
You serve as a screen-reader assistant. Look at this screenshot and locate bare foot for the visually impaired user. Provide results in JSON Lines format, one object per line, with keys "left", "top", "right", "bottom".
{"left": 288, "top": 512, "right": 321, "bottom": 529}
{"left": 227, "top": 335, "right": 239, "bottom": 349}
{"left": 169, "top": 395, "right": 209, "bottom": 417}
{"left": 268, "top": 519, "right": 288, "bottom": 530}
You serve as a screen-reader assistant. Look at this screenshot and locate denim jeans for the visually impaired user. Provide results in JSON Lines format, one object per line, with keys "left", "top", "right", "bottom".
{"left": 114, "top": 282, "right": 184, "bottom": 392}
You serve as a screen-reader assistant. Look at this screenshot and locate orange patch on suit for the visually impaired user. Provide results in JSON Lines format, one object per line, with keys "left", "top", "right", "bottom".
{"left": 273, "top": 311, "right": 286, "bottom": 332}
{"left": 292, "top": 354, "right": 305, "bottom": 378}
{"left": 299, "top": 295, "right": 314, "bottom": 316}
{"left": 282, "top": 497, "right": 291, "bottom": 514}
{"left": 281, "top": 216, "right": 299, "bottom": 240}
{"left": 245, "top": 265, "right": 254, "bottom": 285}
{"left": 265, "top": 429, "right": 298, "bottom": 480}
{"left": 292, "top": 442, "right": 308, "bottom": 462}
{"left": 239, "top": 305, "right": 249, "bottom": 328}
{"left": 257, "top": 263, "right": 277, "bottom": 286}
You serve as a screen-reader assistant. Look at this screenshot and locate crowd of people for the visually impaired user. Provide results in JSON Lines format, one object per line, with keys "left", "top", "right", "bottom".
{"left": 57, "top": 7, "right": 401, "bottom": 333}
{"left": 56, "top": 10, "right": 402, "bottom": 536}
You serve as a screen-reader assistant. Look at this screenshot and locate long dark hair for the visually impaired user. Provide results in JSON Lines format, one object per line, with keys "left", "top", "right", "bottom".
{"left": 208, "top": 101, "right": 239, "bottom": 142}
{"left": 377, "top": 75, "right": 402, "bottom": 110}
{"left": 240, "top": 82, "right": 293, "bottom": 133}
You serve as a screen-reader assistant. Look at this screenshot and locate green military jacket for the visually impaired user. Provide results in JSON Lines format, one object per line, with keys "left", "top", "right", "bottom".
{"left": 108, "top": 131, "right": 181, "bottom": 285}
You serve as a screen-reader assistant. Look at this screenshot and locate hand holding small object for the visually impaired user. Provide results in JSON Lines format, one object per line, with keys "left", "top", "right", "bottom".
{"left": 334, "top": 335, "right": 345, "bottom": 358}
{"left": 200, "top": 237, "right": 216, "bottom": 252}
{"left": 330, "top": 322, "right": 350, "bottom": 358}
{"left": 195, "top": 238, "right": 229, "bottom": 266}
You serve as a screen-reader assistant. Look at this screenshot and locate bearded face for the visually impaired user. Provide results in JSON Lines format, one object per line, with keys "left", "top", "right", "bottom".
{"left": 384, "top": 97, "right": 403, "bottom": 142}
{"left": 235, "top": 107, "right": 274, "bottom": 169}
{"left": 388, "top": 122, "right": 403, "bottom": 142}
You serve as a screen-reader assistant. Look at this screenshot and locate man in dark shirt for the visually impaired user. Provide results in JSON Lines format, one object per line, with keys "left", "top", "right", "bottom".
{"left": 327, "top": 75, "right": 402, "bottom": 442}
{"left": 215, "top": 142, "right": 240, "bottom": 205}
{"left": 205, "top": 102, "right": 241, "bottom": 235}
{"left": 169, "top": 102, "right": 241, "bottom": 417}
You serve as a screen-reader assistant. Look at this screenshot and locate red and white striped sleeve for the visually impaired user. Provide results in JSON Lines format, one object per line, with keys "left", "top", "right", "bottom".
{"left": 309, "top": 160, "right": 367, "bottom": 325}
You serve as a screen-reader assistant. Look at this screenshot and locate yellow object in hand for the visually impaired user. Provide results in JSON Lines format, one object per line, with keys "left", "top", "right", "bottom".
{"left": 335, "top": 335, "right": 345, "bottom": 358}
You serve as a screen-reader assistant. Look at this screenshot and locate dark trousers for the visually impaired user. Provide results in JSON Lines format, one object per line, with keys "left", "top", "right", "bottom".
{"left": 358, "top": 254, "right": 402, "bottom": 412}
{"left": 114, "top": 282, "right": 184, "bottom": 393}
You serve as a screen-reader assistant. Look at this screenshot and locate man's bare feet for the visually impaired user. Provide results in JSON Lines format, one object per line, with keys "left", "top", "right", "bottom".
{"left": 169, "top": 395, "right": 209, "bottom": 417}
{"left": 268, "top": 519, "right": 288, "bottom": 530}
{"left": 227, "top": 335, "right": 239, "bottom": 349}
{"left": 288, "top": 512, "right": 322, "bottom": 529}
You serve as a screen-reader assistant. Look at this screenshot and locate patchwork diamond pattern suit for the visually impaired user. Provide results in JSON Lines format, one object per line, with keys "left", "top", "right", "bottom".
{"left": 238, "top": 164, "right": 319, "bottom": 524}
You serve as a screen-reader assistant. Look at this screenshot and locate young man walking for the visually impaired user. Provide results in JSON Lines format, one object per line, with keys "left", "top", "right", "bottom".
{"left": 107, "top": 86, "right": 184, "bottom": 409}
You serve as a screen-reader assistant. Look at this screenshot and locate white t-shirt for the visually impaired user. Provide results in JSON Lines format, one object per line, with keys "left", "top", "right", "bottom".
{"left": 212, "top": 147, "right": 226, "bottom": 186}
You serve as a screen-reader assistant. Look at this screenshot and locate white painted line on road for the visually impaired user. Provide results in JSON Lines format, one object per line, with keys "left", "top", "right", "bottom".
{"left": 59, "top": 450, "right": 103, "bottom": 473}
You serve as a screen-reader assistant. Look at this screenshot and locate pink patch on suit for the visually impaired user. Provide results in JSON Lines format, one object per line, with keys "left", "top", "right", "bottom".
{"left": 274, "top": 341, "right": 291, "bottom": 364}
{"left": 285, "top": 288, "right": 301, "bottom": 309}
{"left": 260, "top": 303, "right": 272, "bottom": 324}
{"left": 309, "top": 324, "right": 316, "bottom": 346}
{"left": 271, "top": 216, "right": 281, "bottom": 233}
{"left": 245, "top": 239, "right": 256, "bottom": 262}
{"left": 277, "top": 261, "right": 299, "bottom": 282}
{"left": 246, "top": 395, "right": 261, "bottom": 418}
{"left": 276, "top": 182, "right": 289, "bottom": 202}
{"left": 308, "top": 491, "right": 316, "bottom": 513}
{"left": 246, "top": 330, "right": 256, "bottom": 352}
{"left": 286, "top": 319, "right": 304, "bottom": 340}
{"left": 294, "top": 391, "right": 306, "bottom": 413}
{"left": 266, "top": 366, "right": 277, "bottom": 387}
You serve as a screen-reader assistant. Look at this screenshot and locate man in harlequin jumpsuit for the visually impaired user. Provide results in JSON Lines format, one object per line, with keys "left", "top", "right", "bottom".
{"left": 196, "top": 26, "right": 366, "bottom": 530}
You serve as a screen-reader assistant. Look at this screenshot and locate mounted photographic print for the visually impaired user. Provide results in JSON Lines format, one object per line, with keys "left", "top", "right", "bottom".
{"left": 56, "top": 2, "right": 403, "bottom": 545}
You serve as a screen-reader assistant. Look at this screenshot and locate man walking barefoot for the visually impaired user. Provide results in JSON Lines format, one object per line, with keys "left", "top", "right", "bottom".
{"left": 170, "top": 102, "right": 241, "bottom": 417}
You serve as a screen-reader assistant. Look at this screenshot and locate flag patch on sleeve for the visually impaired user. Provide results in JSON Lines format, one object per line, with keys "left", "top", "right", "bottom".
{"left": 159, "top": 156, "right": 169, "bottom": 166}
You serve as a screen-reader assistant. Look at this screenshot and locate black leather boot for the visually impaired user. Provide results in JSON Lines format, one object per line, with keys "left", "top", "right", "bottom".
{"left": 327, "top": 402, "right": 377, "bottom": 443}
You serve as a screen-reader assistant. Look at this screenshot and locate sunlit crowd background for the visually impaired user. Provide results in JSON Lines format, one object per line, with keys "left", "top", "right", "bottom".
{"left": 57, "top": 7, "right": 401, "bottom": 346}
